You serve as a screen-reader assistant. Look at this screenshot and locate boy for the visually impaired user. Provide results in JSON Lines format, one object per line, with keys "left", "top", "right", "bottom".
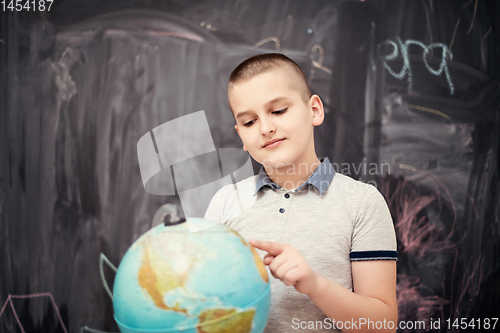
{"left": 205, "top": 53, "right": 398, "bottom": 332}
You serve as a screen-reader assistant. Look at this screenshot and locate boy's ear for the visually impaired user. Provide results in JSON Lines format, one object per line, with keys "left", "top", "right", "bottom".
{"left": 309, "top": 94, "right": 325, "bottom": 126}
{"left": 234, "top": 124, "right": 248, "bottom": 151}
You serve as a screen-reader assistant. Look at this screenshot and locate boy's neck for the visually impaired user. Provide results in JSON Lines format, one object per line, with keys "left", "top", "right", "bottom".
{"left": 264, "top": 156, "right": 322, "bottom": 191}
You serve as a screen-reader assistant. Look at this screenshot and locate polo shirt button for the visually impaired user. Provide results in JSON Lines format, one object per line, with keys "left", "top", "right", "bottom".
{"left": 284, "top": 193, "right": 290, "bottom": 199}
{"left": 279, "top": 208, "right": 285, "bottom": 213}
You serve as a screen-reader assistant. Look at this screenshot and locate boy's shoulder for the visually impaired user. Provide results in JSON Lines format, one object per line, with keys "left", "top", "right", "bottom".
{"left": 329, "top": 172, "right": 374, "bottom": 190}
{"left": 327, "top": 172, "right": 390, "bottom": 216}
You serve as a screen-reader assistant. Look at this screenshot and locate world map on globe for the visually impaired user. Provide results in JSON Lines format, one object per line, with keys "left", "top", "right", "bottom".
{"left": 113, "top": 217, "right": 271, "bottom": 333}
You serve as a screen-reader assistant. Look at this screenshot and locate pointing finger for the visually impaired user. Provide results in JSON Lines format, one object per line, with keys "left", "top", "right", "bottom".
{"left": 249, "top": 239, "right": 286, "bottom": 256}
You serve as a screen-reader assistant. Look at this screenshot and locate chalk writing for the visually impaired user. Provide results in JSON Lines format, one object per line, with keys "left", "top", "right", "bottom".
{"left": 0, "top": 293, "right": 68, "bottom": 333}
{"left": 99, "top": 253, "right": 118, "bottom": 299}
{"left": 408, "top": 104, "right": 451, "bottom": 120}
{"left": 309, "top": 44, "right": 333, "bottom": 77}
{"left": 78, "top": 254, "right": 119, "bottom": 333}
{"left": 254, "top": 36, "right": 281, "bottom": 51}
{"left": 380, "top": 37, "right": 455, "bottom": 95}
{"left": 80, "top": 325, "right": 119, "bottom": 333}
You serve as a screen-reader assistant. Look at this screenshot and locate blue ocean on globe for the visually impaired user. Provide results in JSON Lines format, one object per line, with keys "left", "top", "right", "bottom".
{"left": 113, "top": 216, "right": 271, "bottom": 333}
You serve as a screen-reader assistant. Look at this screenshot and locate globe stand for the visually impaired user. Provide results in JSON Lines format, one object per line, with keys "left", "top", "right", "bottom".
{"left": 150, "top": 203, "right": 186, "bottom": 228}
{"left": 163, "top": 213, "right": 186, "bottom": 226}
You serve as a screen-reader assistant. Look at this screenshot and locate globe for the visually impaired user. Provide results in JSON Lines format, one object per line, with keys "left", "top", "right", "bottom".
{"left": 112, "top": 207, "right": 271, "bottom": 333}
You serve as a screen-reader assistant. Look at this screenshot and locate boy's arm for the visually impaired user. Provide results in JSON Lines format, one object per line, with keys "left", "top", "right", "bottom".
{"left": 311, "top": 260, "right": 398, "bottom": 333}
{"left": 251, "top": 240, "right": 398, "bottom": 333}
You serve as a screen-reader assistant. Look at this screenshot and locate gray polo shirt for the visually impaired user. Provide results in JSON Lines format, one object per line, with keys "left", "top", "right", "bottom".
{"left": 205, "top": 158, "right": 397, "bottom": 332}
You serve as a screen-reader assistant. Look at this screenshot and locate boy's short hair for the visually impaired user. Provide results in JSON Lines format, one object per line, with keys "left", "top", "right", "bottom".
{"left": 228, "top": 53, "right": 312, "bottom": 104}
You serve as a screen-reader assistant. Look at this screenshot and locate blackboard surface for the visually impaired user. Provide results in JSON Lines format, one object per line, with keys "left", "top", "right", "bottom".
{"left": 1, "top": 1, "right": 499, "bottom": 332}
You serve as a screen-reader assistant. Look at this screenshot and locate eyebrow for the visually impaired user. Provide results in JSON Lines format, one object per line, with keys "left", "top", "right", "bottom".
{"left": 234, "top": 96, "right": 289, "bottom": 120}
{"left": 265, "top": 96, "right": 288, "bottom": 107}
{"left": 235, "top": 110, "right": 252, "bottom": 120}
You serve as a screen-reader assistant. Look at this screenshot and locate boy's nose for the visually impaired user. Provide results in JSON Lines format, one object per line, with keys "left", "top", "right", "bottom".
{"left": 260, "top": 118, "right": 276, "bottom": 135}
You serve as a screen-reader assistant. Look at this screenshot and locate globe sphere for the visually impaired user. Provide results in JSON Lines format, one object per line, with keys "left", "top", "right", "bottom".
{"left": 113, "top": 213, "right": 271, "bottom": 333}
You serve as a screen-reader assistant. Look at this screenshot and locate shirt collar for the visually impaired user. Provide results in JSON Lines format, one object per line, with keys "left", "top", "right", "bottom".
{"left": 254, "top": 157, "right": 336, "bottom": 196}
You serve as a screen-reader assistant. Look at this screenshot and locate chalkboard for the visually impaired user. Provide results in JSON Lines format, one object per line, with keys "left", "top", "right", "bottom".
{"left": 1, "top": 0, "right": 499, "bottom": 332}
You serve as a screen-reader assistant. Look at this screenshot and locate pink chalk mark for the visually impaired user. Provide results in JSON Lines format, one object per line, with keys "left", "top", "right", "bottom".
{"left": 397, "top": 274, "right": 449, "bottom": 328}
{"left": 453, "top": 256, "right": 484, "bottom": 318}
{"left": 382, "top": 171, "right": 486, "bottom": 329}
{"left": 385, "top": 176, "right": 459, "bottom": 257}
{"left": 0, "top": 293, "right": 68, "bottom": 333}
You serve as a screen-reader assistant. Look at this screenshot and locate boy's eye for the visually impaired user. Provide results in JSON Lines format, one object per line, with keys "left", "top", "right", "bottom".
{"left": 272, "top": 108, "right": 288, "bottom": 115}
{"left": 243, "top": 119, "right": 255, "bottom": 127}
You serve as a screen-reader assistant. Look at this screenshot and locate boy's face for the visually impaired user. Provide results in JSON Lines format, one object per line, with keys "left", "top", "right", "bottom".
{"left": 229, "top": 67, "right": 323, "bottom": 170}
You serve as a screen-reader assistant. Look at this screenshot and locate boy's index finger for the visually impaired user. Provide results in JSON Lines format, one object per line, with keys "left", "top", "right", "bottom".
{"left": 249, "top": 239, "right": 285, "bottom": 256}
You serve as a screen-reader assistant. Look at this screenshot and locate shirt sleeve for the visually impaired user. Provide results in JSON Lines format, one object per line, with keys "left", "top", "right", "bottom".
{"left": 350, "top": 185, "right": 398, "bottom": 261}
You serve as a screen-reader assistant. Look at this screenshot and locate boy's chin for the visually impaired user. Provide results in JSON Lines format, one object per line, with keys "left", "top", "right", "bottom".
{"left": 258, "top": 151, "right": 302, "bottom": 170}
{"left": 260, "top": 159, "right": 296, "bottom": 171}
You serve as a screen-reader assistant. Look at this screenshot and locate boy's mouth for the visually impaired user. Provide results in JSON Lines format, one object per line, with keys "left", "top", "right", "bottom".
{"left": 263, "top": 138, "right": 285, "bottom": 149}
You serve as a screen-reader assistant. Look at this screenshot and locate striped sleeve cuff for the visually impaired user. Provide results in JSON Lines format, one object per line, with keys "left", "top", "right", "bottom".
{"left": 350, "top": 250, "right": 398, "bottom": 261}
